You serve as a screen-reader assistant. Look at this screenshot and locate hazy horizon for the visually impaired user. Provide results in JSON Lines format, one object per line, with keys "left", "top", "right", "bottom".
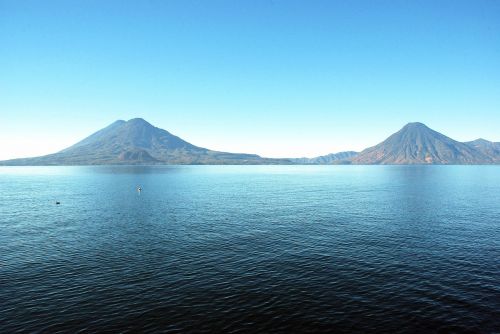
{"left": 1, "top": 1, "right": 499, "bottom": 160}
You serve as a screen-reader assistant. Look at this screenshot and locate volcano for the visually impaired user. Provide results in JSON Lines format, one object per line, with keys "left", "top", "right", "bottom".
{"left": 1, "top": 118, "right": 287, "bottom": 165}
{"left": 351, "top": 122, "right": 495, "bottom": 164}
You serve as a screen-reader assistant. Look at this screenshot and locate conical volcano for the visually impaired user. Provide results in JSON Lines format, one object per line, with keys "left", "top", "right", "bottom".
{"left": 351, "top": 122, "right": 493, "bottom": 164}
{"left": 1, "top": 118, "right": 285, "bottom": 165}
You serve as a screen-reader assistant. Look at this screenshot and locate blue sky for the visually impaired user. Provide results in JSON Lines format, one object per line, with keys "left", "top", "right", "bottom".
{"left": 1, "top": 0, "right": 499, "bottom": 159}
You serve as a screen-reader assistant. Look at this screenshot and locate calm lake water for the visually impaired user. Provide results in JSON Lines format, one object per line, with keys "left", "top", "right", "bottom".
{"left": 1, "top": 166, "right": 499, "bottom": 333}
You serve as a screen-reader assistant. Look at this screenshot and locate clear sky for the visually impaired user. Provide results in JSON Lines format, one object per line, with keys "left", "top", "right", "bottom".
{"left": 1, "top": 0, "right": 499, "bottom": 159}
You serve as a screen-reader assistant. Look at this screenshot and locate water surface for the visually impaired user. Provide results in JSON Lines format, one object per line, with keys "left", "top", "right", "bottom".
{"left": 1, "top": 166, "right": 499, "bottom": 333}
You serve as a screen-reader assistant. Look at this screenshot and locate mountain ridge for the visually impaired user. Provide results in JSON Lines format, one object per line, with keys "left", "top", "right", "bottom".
{"left": 0, "top": 119, "right": 498, "bottom": 165}
{"left": 463, "top": 138, "right": 500, "bottom": 163}
{"left": 290, "top": 151, "right": 358, "bottom": 164}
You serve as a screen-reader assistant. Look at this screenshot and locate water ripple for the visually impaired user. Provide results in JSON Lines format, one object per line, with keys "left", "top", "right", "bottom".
{"left": 0, "top": 165, "right": 499, "bottom": 333}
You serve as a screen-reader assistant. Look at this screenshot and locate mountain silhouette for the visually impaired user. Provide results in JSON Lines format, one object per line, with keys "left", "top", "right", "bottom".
{"left": 351, "top": 122, "right": 496, "bottom": 164}
{"left": 1, "top": 120, "right": 498, "bottom": 165}
{"left": 291, "top": 151, "right": 358, "bottom": 164}
{"left": 464, "top": 139, "right": 500, "bottom": 163}
{"left": 1, "top": 118, "right": 287, "bottom": 165}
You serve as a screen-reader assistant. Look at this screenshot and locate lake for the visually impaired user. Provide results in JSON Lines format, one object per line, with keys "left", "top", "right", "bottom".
{"left": 0, "top": 165, "right": 499, "bottom": 333}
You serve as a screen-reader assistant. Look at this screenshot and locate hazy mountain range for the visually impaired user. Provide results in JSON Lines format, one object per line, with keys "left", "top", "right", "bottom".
{"left": 1, "top": 119, "right": 499, "bottom": 165}
{"left": 290, "top": 151, "right": 358, "bottom": 164}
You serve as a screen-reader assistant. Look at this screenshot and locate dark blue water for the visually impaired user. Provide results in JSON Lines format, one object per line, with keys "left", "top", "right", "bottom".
{"left": 1, "top": 166, "right": 499, "bottom": 333}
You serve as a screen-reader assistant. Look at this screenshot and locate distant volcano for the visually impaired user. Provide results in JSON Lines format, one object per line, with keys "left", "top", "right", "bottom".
{"left": 351, "top": 122, "right": 497, "bottom": 164}
{"left": 0, "top": 118, "right": 287, "bottom": 165}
